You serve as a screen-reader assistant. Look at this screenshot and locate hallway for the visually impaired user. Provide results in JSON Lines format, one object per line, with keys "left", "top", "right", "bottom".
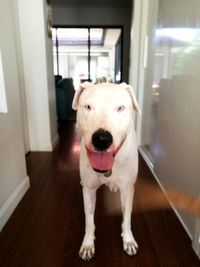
{"left": 0, "top": 121, "right": 199, "bottom": 267}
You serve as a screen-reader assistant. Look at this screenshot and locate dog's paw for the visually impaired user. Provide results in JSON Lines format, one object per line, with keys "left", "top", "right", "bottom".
{"left": 123, "top": 240, "right": 138, "bottom": 256}
{"left": 122, "top": 231, "right": 138, "bottom": 256}
{"left": 79, "top": 244, "right": 95, "bottom": 261}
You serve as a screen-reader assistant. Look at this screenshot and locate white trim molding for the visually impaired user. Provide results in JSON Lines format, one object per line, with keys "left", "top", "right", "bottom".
{"left": 29, "top": 134, "right": 59, "bottom": 152}
{"left": 0, "top": 176, "right": 30, "bottom": 231}
{"left": 30, "top": 143, "right": 53, "bottom": 152}
{"left": 0, "top": 48, "right": 8, "bottom": 114}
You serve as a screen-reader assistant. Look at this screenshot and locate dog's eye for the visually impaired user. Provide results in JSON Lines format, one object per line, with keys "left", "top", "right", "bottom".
{"left": 84, "top": 104, "right": 91, "bottom": 111}
{"left": 116, "top": 105, "right": 125, "bottom": 112}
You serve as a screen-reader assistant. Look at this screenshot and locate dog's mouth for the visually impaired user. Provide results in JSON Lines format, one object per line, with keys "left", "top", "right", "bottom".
{"left": 86, "top": 149, "right": 114, "bottom": 173}
{"left": 86, "top": 136, "right": 126, "bottom": 174}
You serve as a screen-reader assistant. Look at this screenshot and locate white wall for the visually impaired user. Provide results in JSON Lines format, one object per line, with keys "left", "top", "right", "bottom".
{"left": 17, "top": 0, "right": 58, "bottom": 151}
{"left": 0, "top": 0, "right": 30, "bottom": 231}
{"left": 52, "top": 7, "right": 132, "bottom": 82}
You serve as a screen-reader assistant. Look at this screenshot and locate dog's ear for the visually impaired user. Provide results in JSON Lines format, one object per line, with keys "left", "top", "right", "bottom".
{"left": 120, "top": 83, "right": 141, "bottom": 113}
{"left": 72, "top": 82, "right": 92, "bottom": 110}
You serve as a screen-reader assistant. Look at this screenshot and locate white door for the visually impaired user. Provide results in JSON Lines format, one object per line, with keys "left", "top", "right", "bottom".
{"left": 131, "top": 0, "right": 200, "bottom": 259}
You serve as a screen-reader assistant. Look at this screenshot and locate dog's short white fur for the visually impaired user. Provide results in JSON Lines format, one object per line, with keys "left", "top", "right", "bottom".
{"left": 72, "top": 82, "right": 140, "bottom": 261}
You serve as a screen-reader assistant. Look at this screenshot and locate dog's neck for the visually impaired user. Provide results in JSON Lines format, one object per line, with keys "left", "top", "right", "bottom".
{"left": 113, "top": 135, "right": 127, "bottom": 157}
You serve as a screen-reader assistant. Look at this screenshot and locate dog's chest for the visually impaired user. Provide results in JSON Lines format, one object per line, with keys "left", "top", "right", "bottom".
{"left": 106, "top": 181, "right": 119, "bottom": 192}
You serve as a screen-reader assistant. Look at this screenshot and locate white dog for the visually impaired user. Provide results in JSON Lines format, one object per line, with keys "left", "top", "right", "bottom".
{"left": 72, "top": 82, "right": 140, "bottom": 261}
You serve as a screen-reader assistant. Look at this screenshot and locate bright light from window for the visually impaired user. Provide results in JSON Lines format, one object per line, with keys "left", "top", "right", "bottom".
{"left": 53, "top": 28, "right": 103, "bottom": 45}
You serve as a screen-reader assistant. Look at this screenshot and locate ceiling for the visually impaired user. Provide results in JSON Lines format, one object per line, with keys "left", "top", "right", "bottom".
{"left": 51, "top": 0, "right": 132, "bottom": 8}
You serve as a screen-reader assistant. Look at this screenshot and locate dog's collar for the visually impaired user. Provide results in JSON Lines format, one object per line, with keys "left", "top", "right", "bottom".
{"left": 103, "top": 169, "right": 112, "bottom": 177}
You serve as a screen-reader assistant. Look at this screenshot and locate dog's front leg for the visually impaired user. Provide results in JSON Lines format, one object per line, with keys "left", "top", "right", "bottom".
{"left": 120, "top": 186, "right": 138, "bottom": 256}
{"left": 79, "top": 186, "right": 96, "bottom": 261}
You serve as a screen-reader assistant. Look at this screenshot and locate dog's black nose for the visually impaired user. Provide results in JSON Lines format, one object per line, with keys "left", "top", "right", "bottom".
{"left": 92, "top": 129, "right": 113, "bottom": 151}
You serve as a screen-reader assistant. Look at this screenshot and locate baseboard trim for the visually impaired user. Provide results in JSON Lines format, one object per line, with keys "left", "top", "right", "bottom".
{"left": 30, "top": 143, "right": 53, "bottom": 152}
{"left": 30, "top": 134, "right": 59, "bottom": 152}
{"left": 139, "top": 147, "right": 192, "bottom": 240}
{"left": 0, "top": 176, "right": 30, "bottom": 231}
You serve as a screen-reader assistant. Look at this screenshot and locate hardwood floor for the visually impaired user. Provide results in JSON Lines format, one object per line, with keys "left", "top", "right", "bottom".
{"left": 0, "top": 121, "right": 200, "bottom": 267}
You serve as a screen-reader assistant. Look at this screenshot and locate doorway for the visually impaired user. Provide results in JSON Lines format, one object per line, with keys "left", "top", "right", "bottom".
{"left": 52, "top": 26, "right": 123, "bottom": 88}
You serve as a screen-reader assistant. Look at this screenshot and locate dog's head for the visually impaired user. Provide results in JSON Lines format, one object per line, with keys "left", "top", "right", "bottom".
{"left": 72, "top": 82, "right": 140, "bottom": 172}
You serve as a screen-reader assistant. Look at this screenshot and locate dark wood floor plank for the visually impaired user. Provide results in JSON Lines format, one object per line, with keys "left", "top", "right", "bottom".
{"left": 0, "top": 121, "right": 200, "bottom": 267}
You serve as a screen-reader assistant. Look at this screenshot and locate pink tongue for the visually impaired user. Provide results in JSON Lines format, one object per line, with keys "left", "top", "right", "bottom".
{"left": 87, "top": 151, "right": 114, "bottom": 171}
